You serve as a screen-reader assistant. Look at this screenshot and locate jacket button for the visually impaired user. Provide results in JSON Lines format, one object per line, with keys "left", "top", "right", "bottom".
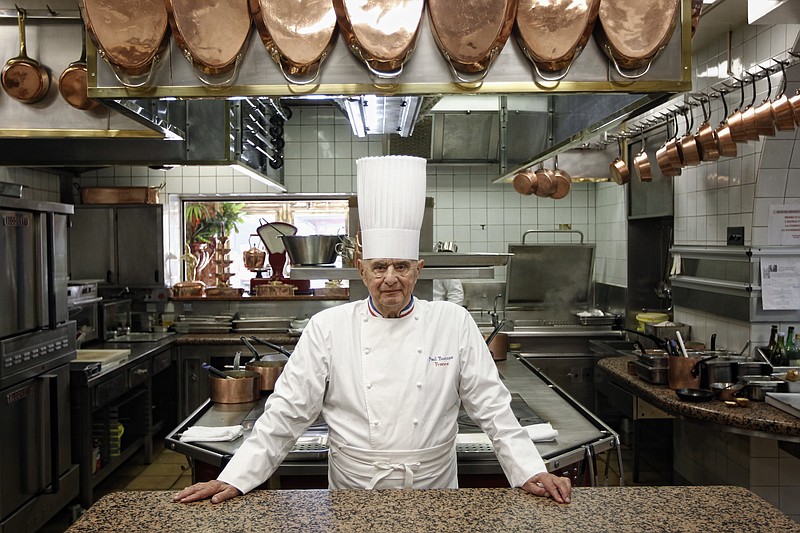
{"left": 417, "top": 348, "right": 422, "bottom": 353}
{"left": 413, "top": 419, "right": 419, "bottom": 425}
{"left": 416, "top": 382, "right": 422, "bottom": 388}
{"left": 364, "top": 348, "right": 371, "bottom": 354}
{"left": 373, "top": 421, "right": 380, "bottom": 426}
{"left": 366, "top": 383, "right": 372, "bottom": 389}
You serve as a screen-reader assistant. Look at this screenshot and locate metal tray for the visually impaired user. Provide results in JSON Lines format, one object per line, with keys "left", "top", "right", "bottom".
{"left": 285, "top": 434, "right": 328, "bottom": 461}
{"left": 418, "top": 252, "right": 511, "bottom": 267}
{"left": 233, "top": 317, "right": 292, "bottom": 329}
{"left": 633, "top": 360, "right": 668, "bottom": 384}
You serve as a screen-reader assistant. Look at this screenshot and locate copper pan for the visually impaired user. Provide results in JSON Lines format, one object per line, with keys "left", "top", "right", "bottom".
{"left": 677, "top": 107, "right": 701, "bottom": 167}
{"left": 59, "top": 23, "right": 100, "bottom": 111}
{"left": 740, "top": 74, "right": 761, "bottom": 141}
{"left": 725, "top": 78, "right": 749, "bottom": 143}
{"left": 770, "top": 60, "right": 796, "bottom": 131}
{"left": 594, "top": 0, "right": 680, "bottom": 79}
{"left": 534, "top": 165, "right": 557, "bottom": 197}
{"left": 609, "top": 137, "right": 631, "bottom": 184}
{"left": 655, "top": 114, "right": 681, "bottom": 176}
{"left": 752, "top": 66, "right": 777, "bottom": 137}
{"left": 80, "top": 0, "right": 170, "bottom": 88}
{"left": 512, "top": 169, "right": 537, "bottom": 196}
{"left": 694, "top": 95, "right": 719, "bottom": 162}
{"left": 166, "top": 0, "right": 251, "bottom": 87}
{"left": 428, "top": 0, "right": 515, "bottom": 84}
{"left": 714, "top": 88, "right": 737, "bottom": 158}
{"left": 251, "top": 0, "right": 338, "bottom": 86}
{"left": 632, "top": 130, "right": 652, "bottom": 182}
{"left": 2, "top": 9, "right": 51, "bottom": 104}
{"left": 514, "top": 0, "right": 599, "bottom": 82}
{"left": 333, "top": 0, "right": 425, "bottom": 80}
{"left": 550, "top": 157, "right": 572, "bottom": 199}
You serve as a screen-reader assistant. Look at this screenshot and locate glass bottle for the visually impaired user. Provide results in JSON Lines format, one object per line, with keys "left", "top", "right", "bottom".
{"left": 785, "top": 327, "right": 799, "bottom": 366}
{"left": 766, "top": 325, "right": 779, "bottom": 361}
{"left": 772, "top": 332, "right": 788, "bottom": 367}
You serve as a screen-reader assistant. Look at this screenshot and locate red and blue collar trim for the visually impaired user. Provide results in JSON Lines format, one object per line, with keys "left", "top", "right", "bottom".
{"left": 367, "top": 295, "right": 415, "bottom": 318}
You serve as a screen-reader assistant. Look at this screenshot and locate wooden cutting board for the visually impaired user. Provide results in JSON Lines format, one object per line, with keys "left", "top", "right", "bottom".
{"left": 75, "top": 349, "right": 131, "bottom": 365}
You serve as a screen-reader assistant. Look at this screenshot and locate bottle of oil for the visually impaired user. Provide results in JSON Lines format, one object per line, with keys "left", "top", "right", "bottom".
{"left": 772, "top": 332, "right": 788, "bottom": 367}
{"left": 766, "top": 325, "right": 778, "bottom": 361}
{"left": 785, "top": 327, "right": 798, "bottom": 366}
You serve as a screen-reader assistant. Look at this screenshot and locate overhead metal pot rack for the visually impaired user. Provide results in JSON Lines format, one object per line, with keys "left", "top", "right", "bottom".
{"left": 0, "top": 6, "right": 80, "bottom": 20}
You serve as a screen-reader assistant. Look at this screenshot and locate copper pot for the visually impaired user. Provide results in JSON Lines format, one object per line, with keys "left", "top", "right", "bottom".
{"left": 655, "top": 115, "right": 682, "bottom": 176}
{"left": 59, "top": 23, "right": 100, "bottom": 111}
{"left": 550, "top": 157, "right": 572, "bottom": 199}
{"left": 771, "top": 61, "right": 796, "bottom": 131}
{"left": 753, "top": 67, "right": 776, "bottom": 137}
{"left": 166, "top": 0, "right": 251, "bottom": 87}
{"left": 514, "top": 0, "right": 599, "bottom": 81}
{"left": 789, "top": 88, "right": 800, "bottom": 126}
{"left": 428, "top": 0, "right": 516, "bottom": 84}
{"left": 595, "top": 0, "right": 680, "bottom": 78}
{"left": 695, "top": 96, "right": 719, "bottom": 162}
{"left": 632, "top": 131, "right": 652, "bottom": 182}
{"left": 678, "top": 108, "right": 701, "bottom": 167}
{"left": 714, "top": 89, "right": 737, "bottom": 157}
{"left": 209, "top": 370, "right": 261, "bottom": 403}
{"left": 725, "top": 78, "right": 749, "bottom": 143}
{"left": 250, "top": 0, "right": 338, "bottom": 85}
{"left": 534, "top": 166, "right": 557, "bottom": 197}
{"left": 740, "top": 74, "right": 760, "bottom": 141}
{"left": 245, "top": 357, "right": 286, "bottom": 392}
{"left": 333, "top": 0, "right": 425, "bottom": 80}
{"left": 513, "top": 169, "right": 537, "bottom": 196}
{"left": 2, "top": 9, "right": 51, "bottom": 104}
{"left": 243, "top": 244, "right": 267, "bottom": 270}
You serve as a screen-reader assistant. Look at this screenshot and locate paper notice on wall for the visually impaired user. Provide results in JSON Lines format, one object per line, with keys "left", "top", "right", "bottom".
{"left": 768, "top": 204, "right": 800, "bottom": 245}
{"left": 760, "top": 258, "right": 800, "bottom": 310}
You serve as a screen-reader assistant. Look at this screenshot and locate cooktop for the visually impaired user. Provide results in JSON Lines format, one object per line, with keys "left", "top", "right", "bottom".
{"left": 457, "top": 393, "right": 545, "bottom": 433}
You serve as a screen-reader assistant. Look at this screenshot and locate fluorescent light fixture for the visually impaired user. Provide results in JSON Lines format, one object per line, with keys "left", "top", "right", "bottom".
{"left": 342, "top": 97, "right": 367, "bottom": 137}
{"left": 338, "top": 95, "right": 422, "bottom": 137}
{"left": 229, "top": 162, "right": 287, "bottom": 192}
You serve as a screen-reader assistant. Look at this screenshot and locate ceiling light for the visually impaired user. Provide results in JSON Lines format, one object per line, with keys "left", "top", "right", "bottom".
{"left": 229, "top": 163, "right": 287, "bottom": 192}
{"left": 337, "top": 95, "right": 422, "bottom": 137}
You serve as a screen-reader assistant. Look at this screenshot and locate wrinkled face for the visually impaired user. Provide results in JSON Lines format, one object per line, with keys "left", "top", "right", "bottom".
{"left": 359, "top": 258, "right": 424, "bottom": 318}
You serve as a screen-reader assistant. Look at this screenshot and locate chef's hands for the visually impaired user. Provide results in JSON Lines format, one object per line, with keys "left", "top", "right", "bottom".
{"left": 522, "top": 472, "right": 572, "bottom": 504}
{"left": 173, "top": 480, "right": 241, "bottom": 504}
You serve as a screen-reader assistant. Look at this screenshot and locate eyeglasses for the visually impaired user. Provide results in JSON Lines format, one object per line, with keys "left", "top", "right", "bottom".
{"left": 367, "top": 261, "right": 418, "bottom": 279}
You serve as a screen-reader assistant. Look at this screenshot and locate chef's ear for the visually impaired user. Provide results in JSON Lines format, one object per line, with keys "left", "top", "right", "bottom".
{"left": 357, "top": 258, "right": 365, "bottom": 276}
{"left": 416, "top": 259, "right": 424, "bottom": 271}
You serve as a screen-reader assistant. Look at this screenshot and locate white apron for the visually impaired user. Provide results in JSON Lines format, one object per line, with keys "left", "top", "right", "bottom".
{"left": 328, "top": 436, "right": 457, "bottom": 489}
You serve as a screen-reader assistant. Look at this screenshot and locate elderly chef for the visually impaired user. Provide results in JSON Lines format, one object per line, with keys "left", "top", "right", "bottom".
{"left": 174, "top": 155, "right": 572, "bottom": 504}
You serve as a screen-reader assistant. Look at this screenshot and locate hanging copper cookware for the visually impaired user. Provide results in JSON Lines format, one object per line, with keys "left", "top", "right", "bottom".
{"left": 59, "top": 23, "right": 100, "bottom": 111}
{"left": 166, "top": 0, "right": 251, "bottom": 87}
{"left": 678, "top": 107, "right": 701, "bottom": 167}
{"left": 513, "top": 169, "right": 537, "bottom": 196}
{"left": 428, "top": 0, "right": 516, "bottom": 84}
{"left": 694, "top": 95, "right": 719, "bottom": 162}
{"left": 80, "top": 0, "right": 170, "bottom": 89}
{"left": 740, "top": 74, "right": 761, "bottom": 141}
{"left": 714, "top": 88, "right": 737, "bottom": 158}
{"left": 550, "top": 157, "right": 572, "bottom": 199}
{"left": 514, "top": 0, "right": 599, "bottom": 81}
{"left": 534, "top": 164, "right": 557, "bottom": 197}
{"left": 251, "top": 0, "right": 338, "bottom": 85}
{"left": 632, "top": 129, "right": 652, "bottom": 182}
{"left": 2, "top": 9, "right": 51, "bottom": 104}
{"left": 656, "top": 113, "right": 681, "bottom": 177}
{"left": 769, "top": 60, "right": 796, "bottom": 132}
{"left": 594, "top": 0, "right": 680, "bottom": 79}
{"left": 752, "top": 66, "right": 777, "bottom": 137}
{"left": 725, "top": 77, "right": 749, "bottom": 143}
{"left": 333, "top": 0, "right": 425, "bottom": 80}
{"left": 609, "top": 137, "right": 631, "bottom": 184}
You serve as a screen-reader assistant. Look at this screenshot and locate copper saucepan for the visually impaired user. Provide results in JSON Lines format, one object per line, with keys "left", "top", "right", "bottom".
{"left": 725, "top": 77, "right": 749, "bottom": 143}
{"left": 512, "top": 169, "right": 537, "bottom": 196}
{"left": 514, "top": 0, "right": 599, "bottom": 82}
{"left": 428, "top": 0, "right": 516, "bottom": 84}
{"left": 632, "top": 129, "right": 652, "bottom": 182}
{"left": 655, "top": 113, "right": 681, "bottom": 177}
{"left": 550, "top": 156, "right": 572, "bottom": 199}
{"left": 694, "top": 95, "right": 719, "bottom": 162}
{"left": 740, "top": 74, "right": 761, "bottom": 141}
{"left": 753, "top": 65, "right": 777, "bottom": 137}
{"left": 609, "top": 137, "right": 631, "bottom": 185}
{"left": 678, "top": 106, "right": 701, "bottom": 167}
{"left": 2, "top": 9, "right": 51, "bottom": 104}
{"left": 714, "top": 88, "right": 738, "bottom": 158}
{"left": 534, "top": 164, "right": 557, "bottom": 197}
{"left": 770, "top": 60, "right": 797, "bottom": 132}
{"left": 59, "top": 23, "right": 100, "bottom": 111}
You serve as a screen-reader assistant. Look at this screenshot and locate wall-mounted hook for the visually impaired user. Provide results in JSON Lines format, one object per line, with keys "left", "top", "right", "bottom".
{"left": 46, "top": 4, "right": 58, "bottom": 16}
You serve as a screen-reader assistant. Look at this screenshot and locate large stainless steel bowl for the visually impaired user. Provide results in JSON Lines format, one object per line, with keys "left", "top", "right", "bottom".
{"left": 280, "top": 235, "right": 339, "bottom": 265}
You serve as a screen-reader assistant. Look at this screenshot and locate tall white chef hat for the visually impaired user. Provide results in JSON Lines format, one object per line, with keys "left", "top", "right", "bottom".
{"left": 357, "top": 155, "right": 427, "bottom": 260}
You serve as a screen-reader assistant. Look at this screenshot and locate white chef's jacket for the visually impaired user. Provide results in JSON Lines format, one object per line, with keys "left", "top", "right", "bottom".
{"left": 432, "top": 279, "right": 464, "bottom": 305}
{"left": 218, "top": 296, "right": 547, "bottom": 493}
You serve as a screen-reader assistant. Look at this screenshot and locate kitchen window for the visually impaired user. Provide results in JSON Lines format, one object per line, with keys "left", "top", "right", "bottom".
{"left": 182, "top": 198, "right": 349, "bottom": 291}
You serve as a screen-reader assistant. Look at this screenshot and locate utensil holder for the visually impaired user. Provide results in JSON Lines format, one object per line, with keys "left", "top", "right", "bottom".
{"left": 667, "top": 356, "right": 702, "bottom": 390}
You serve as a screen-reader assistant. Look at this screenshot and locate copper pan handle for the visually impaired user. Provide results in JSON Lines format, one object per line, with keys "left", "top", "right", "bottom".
{"left": 193, "top": 53, "right": 243, "bottom": 88}
{"left": 350, "top": 43, "right": 404, "bottom": 80}
{"left": 604, "top": 44, "right": 654, "bottom": 80}
{"left": 105, "top": 52, "right": 161, "bottom": 89}
{"left": 532, "top": 59, "right": 573, "bottom": 83}
{"left": 278, "top": 56, "right": 323, "bottom": 86}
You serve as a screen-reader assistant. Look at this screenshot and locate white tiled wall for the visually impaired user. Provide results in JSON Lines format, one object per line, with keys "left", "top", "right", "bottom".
{"left": 0, "top": 167, "right": 60, "bottom": 202}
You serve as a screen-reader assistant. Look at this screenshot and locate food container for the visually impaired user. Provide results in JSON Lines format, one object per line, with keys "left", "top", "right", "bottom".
{"left": 634, "top": 360, "right": 668, "bottom": 384}
{"left": 172, "top": 281, "right": 205, "bottom": 298}
{"left": 208, "top": 370, "right": 260, "bottom": 403}
{"left": 637, "top": 351, "right": 669, "bottom": 369}
{"left": 635, "top": 312, "right": 669, "bottom": 332}
{"left": 741, "top": 375, "right": 785, "bottom": 401}
{"left": 737, "top": 361, "right": 772, "bottom": 377}
{"left": 644, "top": 321, "right": 690, "bottom": 342}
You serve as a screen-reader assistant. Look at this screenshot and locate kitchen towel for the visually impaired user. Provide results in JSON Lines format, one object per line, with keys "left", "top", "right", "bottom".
{"left": 523, "top": 423, "right": 559, "bottom": 442}
{"left": 180, "top": 424, "right": 244, "bottom": 443}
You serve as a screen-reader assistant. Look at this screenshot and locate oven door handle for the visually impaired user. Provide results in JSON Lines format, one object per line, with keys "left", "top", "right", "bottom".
{"left": 41, "top": 373, "right": 60, "bottom": 494}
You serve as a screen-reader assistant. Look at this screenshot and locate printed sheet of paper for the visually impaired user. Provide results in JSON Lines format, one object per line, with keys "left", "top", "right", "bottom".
{"left": 760, "top": 257, "right": 800, "bottom": 310}
{"left": 768, "top": 205, "right": 800, "bottom": 245}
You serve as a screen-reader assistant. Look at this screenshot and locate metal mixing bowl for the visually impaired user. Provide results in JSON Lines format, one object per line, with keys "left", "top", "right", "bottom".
{"left": 280, "top": 235, "right": 340, "bottom": 265}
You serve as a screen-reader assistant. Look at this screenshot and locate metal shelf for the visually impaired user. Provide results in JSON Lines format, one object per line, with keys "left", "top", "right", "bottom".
{"left": 288, "top": 267, "right": 497, "bottom": 281}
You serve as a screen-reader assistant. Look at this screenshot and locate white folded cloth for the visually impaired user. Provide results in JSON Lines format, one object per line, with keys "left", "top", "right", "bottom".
{"left": 523, "top": 423, "right": 559, "bottom": 442}
{"left": 179, "top": 425, "right": 244, "bottom": 443}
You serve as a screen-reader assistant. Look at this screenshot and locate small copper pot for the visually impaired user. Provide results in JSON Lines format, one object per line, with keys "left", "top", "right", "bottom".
{"left": 550, "top": 157, "right": 572, "bottom": 199}
{"left": 678, "top": 108, "right": 701, "bottom": 167}
{"left": 534, "top": 166, "right": 557, "bottom": 197}
{"left": 714, "top": 89, "right": 737, "bottom": 158}
{"left": 726, "top": 78, "right": 749, "bottom": 142}
{"left": 655, "top": 116, "right": 680, "bottom": 176}
{"left": 609, "top": 138, "right": 631, "bottom": 184}
{"left": 695, "top": 96, "right": 719, "bottom": 162}
{"left": 209, "top": 370, "right": 260, "bottom": 403}
{"left": 753, "top": 67, "right": 776, "bottom": 137}
{"left": 771, "top": 60, "right": 796, "bottom": 131}
{"left": 740, "top": 74, "right": 760, "bottom": 141}
{"left": 512, "top": 169, "right": 537, "bottom": 196}
{"left": 633, "top": 135, "right": 652, "bottom": 182}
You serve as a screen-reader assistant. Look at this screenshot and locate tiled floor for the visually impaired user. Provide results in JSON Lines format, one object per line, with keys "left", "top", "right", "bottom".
{"left": 42, "top": 432, "right": 671, "bottom": 531}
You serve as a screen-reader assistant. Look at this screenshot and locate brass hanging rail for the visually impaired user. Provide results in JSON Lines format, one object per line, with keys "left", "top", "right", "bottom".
{"left": 0, "top": 5, "right": 81, "bottom": 20}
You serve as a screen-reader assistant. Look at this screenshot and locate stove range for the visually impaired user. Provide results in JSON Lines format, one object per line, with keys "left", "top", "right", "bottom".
{"left": 457, "top": 393, "right": 545, "bottom": 433}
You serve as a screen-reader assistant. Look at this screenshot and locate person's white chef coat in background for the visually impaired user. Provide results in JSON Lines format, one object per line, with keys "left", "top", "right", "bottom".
{"left": 217, "top": 296, "right": 547, "bottom": 493}
{"left": 432, "top": 279, "right": 464, "bottom": 305}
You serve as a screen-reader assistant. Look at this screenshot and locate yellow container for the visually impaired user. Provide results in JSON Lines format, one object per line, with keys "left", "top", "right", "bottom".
{"left": 636, "top": 312, "right": 669, "bottom": 332}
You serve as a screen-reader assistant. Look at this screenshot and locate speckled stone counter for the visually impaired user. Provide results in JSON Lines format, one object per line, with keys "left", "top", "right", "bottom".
{"left": 69, "top": 487, "right": 799, "bottom": 532}
{"left": 598, "top": 356, "right": 800, "bottom": 438}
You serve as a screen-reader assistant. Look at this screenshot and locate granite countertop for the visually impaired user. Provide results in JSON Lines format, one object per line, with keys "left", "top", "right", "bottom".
{"left": 69, "top": 486, "right": 799, "bottom": 532}
{"left": 598, "top": 356, "right": 800, "bottom": 437}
